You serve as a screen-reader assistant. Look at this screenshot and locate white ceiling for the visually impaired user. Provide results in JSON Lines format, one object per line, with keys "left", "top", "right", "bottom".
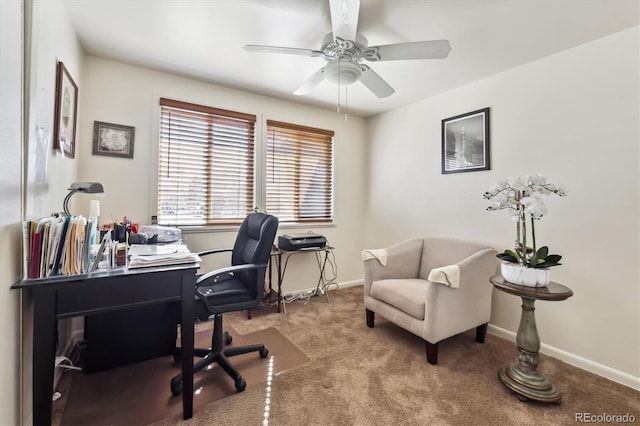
{"left": 62, "top": 0, "right": 639, "bottom": 118}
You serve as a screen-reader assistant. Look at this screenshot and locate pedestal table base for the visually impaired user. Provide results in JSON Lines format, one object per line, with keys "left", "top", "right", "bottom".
{"left": 498, "top": 363, "right": 561, "bottom": 404}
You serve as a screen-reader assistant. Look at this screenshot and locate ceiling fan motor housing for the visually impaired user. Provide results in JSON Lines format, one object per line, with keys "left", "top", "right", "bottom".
{"left": 321, "top": 32, "right": 369, "bottom": 85}
{"left": 321, "top": 33, "right": 368, "bottom": 59}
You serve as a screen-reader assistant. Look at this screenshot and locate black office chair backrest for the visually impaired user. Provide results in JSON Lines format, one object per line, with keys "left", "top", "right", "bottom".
{"left": 231, "top": 213, "right": 279, "bottom": 296}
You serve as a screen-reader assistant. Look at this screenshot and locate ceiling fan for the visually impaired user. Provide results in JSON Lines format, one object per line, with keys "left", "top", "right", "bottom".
{"left": 243, "top": 0, "right": 451, "bottom": 99}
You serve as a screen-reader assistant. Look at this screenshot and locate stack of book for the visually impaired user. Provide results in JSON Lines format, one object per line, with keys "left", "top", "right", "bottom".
{"left": 22, "top": 215, "right": 98, "bottom": 279}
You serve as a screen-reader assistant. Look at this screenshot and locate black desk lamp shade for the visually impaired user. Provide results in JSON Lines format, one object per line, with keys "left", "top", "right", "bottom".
{"left": 63, "top": 182, "right": 104, "bottom": 216}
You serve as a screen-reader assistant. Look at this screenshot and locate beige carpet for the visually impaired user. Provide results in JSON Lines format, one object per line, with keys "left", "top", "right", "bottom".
{"left": 148, "top": 286, "right": 639, "bottom": 426}
{"left": 56, "top": 325, "right": 308, "bottom": 426}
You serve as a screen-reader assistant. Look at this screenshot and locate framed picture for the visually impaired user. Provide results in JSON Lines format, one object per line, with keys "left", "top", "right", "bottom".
{"left": 53, "top": 62, "right": 78, "bottom": 158}
{"left": 441, "top": 107, "right": 490, "bottom": 174}
{"left": 92, "top": 121, "right": 135, "bottom": 159}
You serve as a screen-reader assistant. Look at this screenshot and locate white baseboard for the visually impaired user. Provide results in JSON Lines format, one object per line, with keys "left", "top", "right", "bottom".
{"left": 487, "top": 324, "right": 640, "bottom": 391}
{"left": 333, "top": 279, "right": 363, "bottom": 289}
{"left": 284, "top": 279, "right": 363, "bottom": 298}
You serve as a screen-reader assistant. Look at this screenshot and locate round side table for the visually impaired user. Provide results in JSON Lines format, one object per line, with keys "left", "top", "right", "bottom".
{"left": 491, "top": 275, "right": 573, "bottom": 404}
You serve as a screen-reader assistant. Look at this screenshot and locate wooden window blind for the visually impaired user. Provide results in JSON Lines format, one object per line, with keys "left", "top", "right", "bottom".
{"left": 158, "top": 98, "right": 256, "bottom": 226}
{"left": 266, "top": 120, "right": 334, "bottom": 223}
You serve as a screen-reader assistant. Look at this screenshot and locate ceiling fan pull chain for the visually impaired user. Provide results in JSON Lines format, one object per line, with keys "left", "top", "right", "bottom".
{"left": 344, "top": 85, "right": 348, "bottom": 122}
{"left": 337, "top": 59, "right": 341, "bottom": 113}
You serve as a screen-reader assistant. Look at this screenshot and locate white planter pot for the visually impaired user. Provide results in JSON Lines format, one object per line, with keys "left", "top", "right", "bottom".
{"left": 500, "top": 262, "right": 550, "bottom": 287}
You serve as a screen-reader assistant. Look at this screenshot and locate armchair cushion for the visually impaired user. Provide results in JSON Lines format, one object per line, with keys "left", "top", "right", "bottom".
{"left": 370, "top": 278, "right": 427, "bottom": 320}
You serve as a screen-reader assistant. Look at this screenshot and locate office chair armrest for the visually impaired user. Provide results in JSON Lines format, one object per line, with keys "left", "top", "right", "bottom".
{"left": 197, "top": 248, "right": 233, "bottom": 257}
{"left": 195, "top": 262, "right": 269, "bottom": 314}
{"left": 196, "top": 262, "right": 268, "bottom": 288}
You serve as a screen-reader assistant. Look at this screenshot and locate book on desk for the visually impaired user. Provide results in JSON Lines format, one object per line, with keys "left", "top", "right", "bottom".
{"left": 22, "top": 215, "right": 97, "bottom": 279}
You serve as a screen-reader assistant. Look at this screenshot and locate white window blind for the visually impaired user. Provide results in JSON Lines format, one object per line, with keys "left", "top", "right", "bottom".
{"left": 158, "top": 98, "right": 256, "bottom": 226}
{"left": 266, "top": 120, "right": 334, "bottom": 223}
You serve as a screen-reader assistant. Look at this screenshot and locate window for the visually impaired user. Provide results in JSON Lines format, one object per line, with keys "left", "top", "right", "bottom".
{"left": 266, "top": 120, "right": 334, "bottom": 223}
{"left": 157, "top": 99, "right": 334, "bottom": 227}
{"left": 158, "top": 98, "right": 256, "bottom": 226}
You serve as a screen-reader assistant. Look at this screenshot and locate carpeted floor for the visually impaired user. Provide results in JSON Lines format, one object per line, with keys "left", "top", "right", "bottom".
{"left": 56, "top": 286, "right": 639, "bottom": 425}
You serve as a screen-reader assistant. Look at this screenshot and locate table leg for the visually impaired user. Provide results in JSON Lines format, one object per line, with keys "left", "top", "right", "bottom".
{"left": 498, "top": 297, "right": 561, "bottom": 404}
{"left": 32, "top": 287, "right": 56, "bottom": 426}
{"left": 276, "top": 252, "right": 285, "bottom": 314}
{"left": 315, "top": 249, "right": 331, "bottom": 302}
{"left": 180, "top": 274, "right": 195, "bottom": 419}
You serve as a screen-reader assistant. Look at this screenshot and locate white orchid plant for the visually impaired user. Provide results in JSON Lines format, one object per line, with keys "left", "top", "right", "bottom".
{"left": 483, "top": 174, "right": 567, "bottom": 269}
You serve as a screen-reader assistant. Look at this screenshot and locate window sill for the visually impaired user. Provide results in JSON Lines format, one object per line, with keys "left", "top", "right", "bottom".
{"left": 178, "top": 221, "right": 336, "bottom": 235}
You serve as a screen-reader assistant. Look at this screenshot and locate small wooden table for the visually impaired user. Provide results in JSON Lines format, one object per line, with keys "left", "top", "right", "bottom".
{"left": 491, "top": 275, "right": 573, "bottom": 404}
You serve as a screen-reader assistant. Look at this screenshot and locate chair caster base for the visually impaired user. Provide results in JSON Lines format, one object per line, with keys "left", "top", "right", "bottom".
{"left": 170, "top": 376, "right": 183, "bottom": 396}
{"left": 235, "top": 376, "right": 246, "bottom": 392}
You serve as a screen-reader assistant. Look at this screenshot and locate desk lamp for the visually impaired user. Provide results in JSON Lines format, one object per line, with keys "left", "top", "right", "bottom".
{"left": 63, "top": 182, "right": 104, "bottom": 216}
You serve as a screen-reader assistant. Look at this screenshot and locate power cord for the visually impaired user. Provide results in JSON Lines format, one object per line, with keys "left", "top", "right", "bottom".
{"left": 281, "top": 243, "right": 339, "bottom": 305}
{"left": 55, "top": 355, "right": 82, "bottom": 371}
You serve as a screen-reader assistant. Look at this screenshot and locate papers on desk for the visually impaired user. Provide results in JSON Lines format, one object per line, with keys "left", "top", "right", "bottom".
{"left": 128, "top": 244, "right": 200, "bottom": 268}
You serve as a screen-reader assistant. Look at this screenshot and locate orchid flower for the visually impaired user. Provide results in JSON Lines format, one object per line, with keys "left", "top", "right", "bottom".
{"left": 484, "top": 174, "right": 566, "bottom": 268}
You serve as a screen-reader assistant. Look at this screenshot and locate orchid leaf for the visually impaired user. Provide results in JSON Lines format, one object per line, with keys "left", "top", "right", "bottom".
{"left": 536, "top": 246, "right": 549, "bottom": 259}
{"left": 534, "top": 254, "right": 562, "bottom": 268}
{"left": 545, "top": 254, "right": 562, "bottom": 263}
{"left": 505, "top": 249, "right": 519, "bottom": 259}
{"left": 497, "top": 252, "right": 518, "bottom": 263}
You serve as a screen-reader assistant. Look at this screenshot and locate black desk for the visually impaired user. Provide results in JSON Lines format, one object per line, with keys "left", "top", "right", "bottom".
{"left": 11, "top": 263, "right": 198, "bottom": 426}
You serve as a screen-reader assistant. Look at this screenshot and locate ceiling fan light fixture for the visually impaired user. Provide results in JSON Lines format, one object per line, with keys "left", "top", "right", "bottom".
{"left": 324, "top": 60, "right": 362, "bottom": 85}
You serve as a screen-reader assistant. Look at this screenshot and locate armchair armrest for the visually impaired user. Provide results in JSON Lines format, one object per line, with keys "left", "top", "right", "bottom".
{"left": 363, "top": 238, "right": 423, "bottom": 295}
{"left": 423, "top": 248, "right": 497, "bottom": 342}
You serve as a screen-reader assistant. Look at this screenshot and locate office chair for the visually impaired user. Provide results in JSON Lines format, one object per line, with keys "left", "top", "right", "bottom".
{"left": 170, "top": 213, "right": 279, "bottom": 396}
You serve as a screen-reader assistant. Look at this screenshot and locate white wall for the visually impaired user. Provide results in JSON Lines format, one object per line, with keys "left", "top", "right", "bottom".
{"left": 18, "top": 1, "right": 85, "bottom": 422}
{"left": 0, "top": 1, "right": 24, "bottom": 424}
{"left": 26, "top": 0, "right": 83, "bottom": 219}
{"left": 77, "top": 57, "right": 367, "bottom": 294}
{"left": 365, "top": 27, "right": 639, "bottom": 385}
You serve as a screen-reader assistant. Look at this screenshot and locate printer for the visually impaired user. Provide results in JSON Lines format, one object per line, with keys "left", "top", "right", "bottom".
{"left": 278, "top": 233, "right": 327, "bottom": 251}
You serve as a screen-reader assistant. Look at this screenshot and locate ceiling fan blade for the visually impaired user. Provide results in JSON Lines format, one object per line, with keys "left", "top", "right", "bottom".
{"left": 243, "top": 45, "right": 325, "bottom": 58}
{"left": 359, "top": 66, "right": 394, "bottom": 98}
{"left": 293, "top": 67, "right": 326, "bottom": 96}
{"left": 329, "top": 0, "right": 360, "bottom": 42}
{"left": 364, "top": 40, "right": 452, "bottom": 61}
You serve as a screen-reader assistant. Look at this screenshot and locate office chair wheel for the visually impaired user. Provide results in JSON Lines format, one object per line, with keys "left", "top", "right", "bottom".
{"left": 235, "top": 376, "right": 246, "bottom": 392}
{"left": 170, "top": 377, "right": 183, "bottom": 396}
{"left": 259, "top": 348, "right": 269, "bottom": 358}
{"left": 224, "top": 331, "right": 232, "bottom": 345}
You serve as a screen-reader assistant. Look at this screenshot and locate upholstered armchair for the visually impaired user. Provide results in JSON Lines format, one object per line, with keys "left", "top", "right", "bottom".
{"left": 363, "top": 237, "right": 497, "bottom": 364}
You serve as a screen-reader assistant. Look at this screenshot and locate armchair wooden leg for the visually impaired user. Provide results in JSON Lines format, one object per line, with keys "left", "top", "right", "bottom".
{"left": 425, "top": 341, "right": 438, "bottom": 365}
{"left": 475, "top": 323, "right": 488, "bottom": 344}
{"left": 365, "top": 309, "right": 375, "bottom": 328}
